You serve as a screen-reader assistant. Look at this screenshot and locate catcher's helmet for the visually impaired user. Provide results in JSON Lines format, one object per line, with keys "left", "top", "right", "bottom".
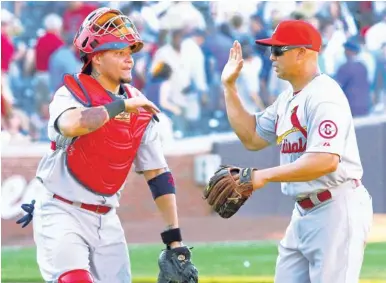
{"left": 73, "top": 7, "right": 143, "bottom": 71}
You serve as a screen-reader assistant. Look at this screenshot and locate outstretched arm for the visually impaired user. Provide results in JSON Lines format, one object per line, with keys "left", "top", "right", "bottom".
{"left": 252, "top": 152, "right": 339, "bottom": 189}
{"left": 252, "top": 101, "right": 348, "bottom": 190}
{"left": 222, "top": 41, "right": 275, "bottom": 150}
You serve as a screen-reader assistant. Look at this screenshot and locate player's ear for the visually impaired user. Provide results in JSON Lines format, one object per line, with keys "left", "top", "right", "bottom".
{"left": 296, "top": 47, "right": 307, "bottom": 61}
{"left": 91, "top": 52, "right": 104, "bottom": 68}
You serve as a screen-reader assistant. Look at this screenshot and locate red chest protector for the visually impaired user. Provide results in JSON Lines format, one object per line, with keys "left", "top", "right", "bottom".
{"left": 62, "top": 73, "right": 153, "bottom": 196}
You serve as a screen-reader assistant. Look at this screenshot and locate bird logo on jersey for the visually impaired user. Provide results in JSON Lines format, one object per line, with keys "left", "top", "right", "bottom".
{"left": 277, "top": 106, "right": 308, "bottom": 154}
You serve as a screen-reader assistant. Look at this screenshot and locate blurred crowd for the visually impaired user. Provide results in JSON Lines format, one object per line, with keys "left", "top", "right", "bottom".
{"left": 1, "top": 1, "right": 386, "bottom": 145}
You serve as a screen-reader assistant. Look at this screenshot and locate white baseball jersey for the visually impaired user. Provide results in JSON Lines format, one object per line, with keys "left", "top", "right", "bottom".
{"left": 35, "top": 85, "right": 168, "bottom": 208}
{"left": 255, "top": 74, "right": 363, "bottom": 197}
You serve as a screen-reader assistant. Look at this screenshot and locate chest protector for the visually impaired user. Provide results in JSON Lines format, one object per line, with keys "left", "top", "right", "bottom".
{"left": 62, "top": 73, "right": 153, "bottom": 196}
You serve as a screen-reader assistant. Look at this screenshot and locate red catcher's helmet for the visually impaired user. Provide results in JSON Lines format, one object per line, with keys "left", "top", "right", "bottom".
{"left": 73, "top": 7, "right": 143, "bottom": 70}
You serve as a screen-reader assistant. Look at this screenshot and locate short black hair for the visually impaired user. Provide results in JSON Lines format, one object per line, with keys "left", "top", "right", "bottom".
{"left": 80, "top": 51, "right": 92, "bottom": 75}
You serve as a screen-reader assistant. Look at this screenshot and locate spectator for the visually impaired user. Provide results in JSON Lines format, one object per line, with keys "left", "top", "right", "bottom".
{"left": 267, "top": 68, "right": 291, "bottom": 105}
{"left": 145, "top": 62, "right": 177, "bottom": 143}
{"left": 1, "top": 108, "right": 31, "bottom": 146}
{"left": 365, "top": 11, "right": 386, "bottom": 52}
{"left": 1, "top": 87, "right": 13, "bottom": 129}
{"left": 30, "top": 101, "right": 50, "bottom": 142}
{"left": 152, "top": 27, "right": 210, "bottom": 137}
{"left": 203, "top": 25, "right": 234, "bottom": 114}
{"left": 128, "top": 11, "right": 158, "bottom": 91}
{"left": 151, "top": 28, "right": 190, "bottom": 137}
{"left": 135, "top": 1, "right": 171, "bottom": 37}
{"left": 229, "top": 13, "right": 247, "bottom": 41}
{"left": 205, "top": 24, "right": 234, "bottom": 74}
{"left": 249, "top": 14, "right": 272, "bottom": 104}
{"left": 159, "top": 2, "right": 206, "bottom": 32}
{"left": 262, "top": 1, "right": 297, "bottom": 25}
{"left": 62, "top": 2, "right": 99, "bottom": 36}
{"left": 335, "top": 38, "right": 371, "bottom": 117}
{"left": 334, "top": 35, "right": 377, "bottom": 88}
{"left": 236, "top": 38, "right": 265, "bottom": 113}
{"left": 320, "top": 19, "right": 347, "bottom": 76}
{"left": 35, "top": 14, "right": 64, "bottom": 73}
{"left": 33, "top": 13, "right": 64, "bottom": 112}
{"left": 181, "top": 29, "right": 209, "bottom": 109}
{"left": 357, "top": 35, "right": 377, "bottom": 87}
{"left": 328, "top": 1, "right": 358, "bottom": 36}
{"left": 1, "top": 9, "right": 16, "bottom": 105}
{"left": 48, "top": 33, "right": 82, "bottom": 93}
{"left": 373, "top": 43, "right": 386, "bottom": 113}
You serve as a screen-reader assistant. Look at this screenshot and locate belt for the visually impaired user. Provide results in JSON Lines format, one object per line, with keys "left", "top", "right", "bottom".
{"left": 297, "top": 179, "right": 362, "bottom": 210}
{"left": 53, "top": 194, "right": 112, "bottom": 214}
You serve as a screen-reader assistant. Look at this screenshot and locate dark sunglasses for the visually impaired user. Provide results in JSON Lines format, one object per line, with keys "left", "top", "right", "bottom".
{"left": 271, "top": 45, "right": 312, "bottom": 56}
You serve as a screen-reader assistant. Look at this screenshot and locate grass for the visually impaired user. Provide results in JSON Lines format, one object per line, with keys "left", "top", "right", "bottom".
{"left": 1, "top": 241, "right": 385, "bottom": 282}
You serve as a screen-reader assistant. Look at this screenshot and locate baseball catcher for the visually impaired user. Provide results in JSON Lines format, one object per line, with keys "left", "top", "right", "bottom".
{"left": 15, "top": 6, "right": 198, "bottom": 283}
{"left": 203, "top": 165, "right": 257, "bottom": 218}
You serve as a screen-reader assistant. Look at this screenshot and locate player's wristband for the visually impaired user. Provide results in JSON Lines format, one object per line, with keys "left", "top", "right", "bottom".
{"left": 161, "top": 228, "right": 182, "bottom": 246}
{"left": 104, "top": 100, "right": 125, "bottom": 119}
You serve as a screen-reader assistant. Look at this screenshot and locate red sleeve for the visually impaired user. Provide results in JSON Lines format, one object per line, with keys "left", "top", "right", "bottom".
{"left": 53, "top": 35, "right": 64, "bottom": 50}
{"left": 1, "top": 34, "right": 15, "bottom": 72}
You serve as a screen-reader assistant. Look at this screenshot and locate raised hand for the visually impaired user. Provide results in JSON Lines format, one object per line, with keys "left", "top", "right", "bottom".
{"left": 221, "top": 40, "right": 244, "bottom": 86}
{"left": 124, "top": 96, "right": 161, "bottom": 115}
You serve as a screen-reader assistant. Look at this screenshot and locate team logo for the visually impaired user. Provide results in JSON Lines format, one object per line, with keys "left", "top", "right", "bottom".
{"left": 115, "top": 112, "right": 131, "bottom": 122}
{"left": 318, "top": 120, "right": 338, "bottom": 139}
{"left": 272, "top": 23, "right": 281, "bottom": 36}
{"left": 276, "top": 127, "right": 307, "bottom": 145}
{"left": 168, "top": 175, "right": 175, "bottom": 187}
{"left": 290, "top": 106, "right": 308, "bottom": 138}
{"left": 276, "top": 105, "right": 308, "bottom": 154}
{"left": 277, "top": 105, "right": 308, "bottom": 145}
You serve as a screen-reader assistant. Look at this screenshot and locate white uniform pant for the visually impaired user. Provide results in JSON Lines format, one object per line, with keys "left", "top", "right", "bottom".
{"left": 275, "top": 182, "right": 373, "bottom": 283}
{"left": 33, "top": 191, "right": 131, "bottom": 283}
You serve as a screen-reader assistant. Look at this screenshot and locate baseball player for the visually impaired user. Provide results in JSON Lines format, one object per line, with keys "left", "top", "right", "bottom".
{"left": 206, "top": 20, "right": 373, "bottom": 283}
{"left": 16, "top": 7, "right": 198, "bottom": 283}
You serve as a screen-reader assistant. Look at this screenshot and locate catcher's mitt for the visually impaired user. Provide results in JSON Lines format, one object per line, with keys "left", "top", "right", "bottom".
{"left": 203, "top": 165, "right": 257, "bottom": 218}
{"left": 157, "top": 246, "right": 198, "bottom": 283}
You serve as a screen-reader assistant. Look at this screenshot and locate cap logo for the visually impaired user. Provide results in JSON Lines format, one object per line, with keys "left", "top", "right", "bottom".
{"left": 272, "top": 23, "right": 281, "bottom": 36}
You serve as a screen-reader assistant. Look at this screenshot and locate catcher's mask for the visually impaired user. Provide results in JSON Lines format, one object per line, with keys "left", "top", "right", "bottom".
{"left": 73, "top": 7, "right": 143, "bottom": 73}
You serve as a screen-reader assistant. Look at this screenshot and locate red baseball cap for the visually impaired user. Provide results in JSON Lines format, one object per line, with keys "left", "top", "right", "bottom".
{"left": 255, "top": 20, "right": 322, "bottom": 52}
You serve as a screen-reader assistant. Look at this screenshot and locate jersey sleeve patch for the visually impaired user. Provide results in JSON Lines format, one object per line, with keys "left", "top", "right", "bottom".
{"left": 318, "top": 120, "right": 338, "bottom": 139}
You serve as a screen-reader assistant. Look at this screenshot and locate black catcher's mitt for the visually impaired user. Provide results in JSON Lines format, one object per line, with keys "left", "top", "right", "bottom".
{"left": 157, "top": 246, "right": 198, "bottom": 283}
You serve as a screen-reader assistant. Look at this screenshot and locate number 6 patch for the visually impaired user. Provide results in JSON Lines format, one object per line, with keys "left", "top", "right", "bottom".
{"left": 318, "top": 120, "right": 338, "bottom": 139}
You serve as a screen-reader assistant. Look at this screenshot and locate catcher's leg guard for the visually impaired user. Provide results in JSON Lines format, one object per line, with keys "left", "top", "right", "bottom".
{"left": 58, "top": 269, "right": 94, "bottom": 283}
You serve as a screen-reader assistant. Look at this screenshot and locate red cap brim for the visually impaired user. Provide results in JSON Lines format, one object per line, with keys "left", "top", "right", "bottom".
{"left": 255, "top": 38, "right": 288, "bottom": 46}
